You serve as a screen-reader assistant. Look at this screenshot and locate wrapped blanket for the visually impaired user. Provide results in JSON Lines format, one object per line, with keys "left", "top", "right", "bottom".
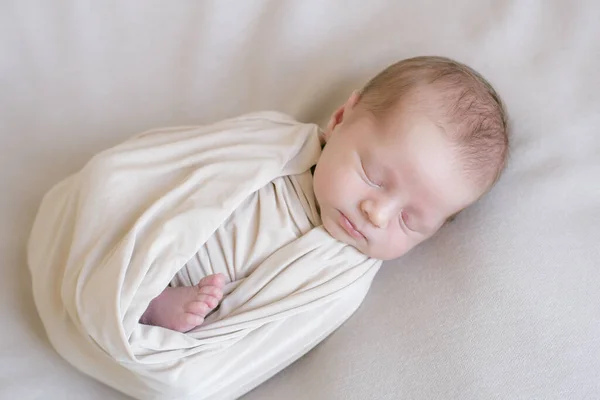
{"left": 27, "top": 112, "right": 382, "bottom": 399}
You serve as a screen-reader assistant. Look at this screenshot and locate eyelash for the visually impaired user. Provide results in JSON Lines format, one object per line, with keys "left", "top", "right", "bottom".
{"left": 361, "top": 162, "right": 382, "bottom": 188}
{"left": 400, "top": 211, "right": 413, "bottom": 232}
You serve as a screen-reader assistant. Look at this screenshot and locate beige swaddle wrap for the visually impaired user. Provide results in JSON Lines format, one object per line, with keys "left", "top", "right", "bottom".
{"left": 27, "top": 112, "right": 382, "bottom": 400}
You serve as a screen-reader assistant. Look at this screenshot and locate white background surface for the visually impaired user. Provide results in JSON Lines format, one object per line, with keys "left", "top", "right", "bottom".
{"left": 1, "top": 1, "right": 599, "bottom": 399}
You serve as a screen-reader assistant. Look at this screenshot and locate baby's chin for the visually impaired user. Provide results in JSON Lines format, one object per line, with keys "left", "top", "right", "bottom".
{"left": 321, "top": 217, "right": 341, "bottom": 241}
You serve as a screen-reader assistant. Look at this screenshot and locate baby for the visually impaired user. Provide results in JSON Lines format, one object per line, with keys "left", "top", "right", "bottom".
{"left": 140, "top": 56, "right": 509, "bottom": 332}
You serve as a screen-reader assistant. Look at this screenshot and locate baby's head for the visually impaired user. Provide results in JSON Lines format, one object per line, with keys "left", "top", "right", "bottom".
{"left": 313, "top": 56, "right": 508, "bottom": 260}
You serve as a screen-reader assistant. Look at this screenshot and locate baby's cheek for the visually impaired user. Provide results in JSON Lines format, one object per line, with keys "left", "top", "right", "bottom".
{"left": 382, "top": 232, "right": 410, "bottom": 260}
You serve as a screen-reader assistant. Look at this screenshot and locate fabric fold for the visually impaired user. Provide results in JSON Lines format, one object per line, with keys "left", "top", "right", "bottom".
{"left": 28, "top": 111, "right": 382, "bottom": 399}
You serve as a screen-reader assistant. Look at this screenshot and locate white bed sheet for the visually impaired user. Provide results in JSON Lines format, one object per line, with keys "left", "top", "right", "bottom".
{"left": 1, "top": 1, "right": 599, "bottom": 399}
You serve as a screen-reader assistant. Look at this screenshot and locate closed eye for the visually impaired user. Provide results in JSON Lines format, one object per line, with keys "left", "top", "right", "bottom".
{"left": 360, "top": 160, "right": 382, "bottom": 188}
{"left": 400, "top": 210, "right": 415, "bottom": 232}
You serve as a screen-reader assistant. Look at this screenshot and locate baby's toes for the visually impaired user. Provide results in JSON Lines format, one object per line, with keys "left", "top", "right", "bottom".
{"left": 198, "top": 284, "right": 223, "bottom": 300}
{"left": 177, "top": 313, "right": 204, "bottom": 332}
{"left": 199, "top": 273, "right": 226, "bottom": 289}
{"left": 199, "top": 294, "right": 221, "bottom": 309}
{"left": 186, "top": 300, "right": 212, "bottom": 316}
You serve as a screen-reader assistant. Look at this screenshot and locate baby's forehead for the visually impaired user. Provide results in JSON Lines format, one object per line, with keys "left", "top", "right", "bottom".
{"left": 361, "top": 112, "right": 480, "bottom": 189}
{"left": 366, "top": 107, "right": 449, "bottom": 150}
{"left": 378, "top": 85, "right": 463, "bottom": 132}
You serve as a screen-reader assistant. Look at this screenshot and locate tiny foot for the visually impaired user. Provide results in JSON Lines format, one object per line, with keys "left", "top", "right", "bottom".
{"left": 140, "top": 273, "right": 226, "bottom": 332}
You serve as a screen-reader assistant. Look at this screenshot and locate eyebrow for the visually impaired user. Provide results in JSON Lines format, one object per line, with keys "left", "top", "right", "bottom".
{"left": 446, "top": 210, "right": 461, "bottom": 223}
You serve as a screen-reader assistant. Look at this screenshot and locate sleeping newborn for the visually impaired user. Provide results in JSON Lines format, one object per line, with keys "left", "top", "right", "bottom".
{"left": 140, "top": 56, "right": 509, "bottom": 332}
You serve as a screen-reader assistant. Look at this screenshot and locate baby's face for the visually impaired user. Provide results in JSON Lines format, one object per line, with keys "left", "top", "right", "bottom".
{"left": 313, "top": 93, "right": 481, "bottom": 260}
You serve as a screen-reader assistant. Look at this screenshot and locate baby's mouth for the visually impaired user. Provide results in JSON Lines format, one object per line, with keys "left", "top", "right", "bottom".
{"left": 338, "top": 211, "right": 366, "bottom": 241}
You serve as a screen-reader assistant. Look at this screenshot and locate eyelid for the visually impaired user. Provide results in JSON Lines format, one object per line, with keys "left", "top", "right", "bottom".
{"left": 360, "top": 160, "right": 381, "bottom": 188}
{"left": 400, "top": 210, "right": 415, "bottom": 232}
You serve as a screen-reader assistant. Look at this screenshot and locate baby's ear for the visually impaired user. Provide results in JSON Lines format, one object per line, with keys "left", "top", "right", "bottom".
{"left": 324, "top": 90, "right": 361, "bottom": 141}
{"left": 347, "top": 90, "right": 361, "bottom": 109}
{"left": 325, "top": 104, "right": 345, "bottom": 134}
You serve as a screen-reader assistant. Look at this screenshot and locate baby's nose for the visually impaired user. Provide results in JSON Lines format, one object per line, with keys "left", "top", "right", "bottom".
{"left": 361, "top": 199, "right": 394, "bottom": 229}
